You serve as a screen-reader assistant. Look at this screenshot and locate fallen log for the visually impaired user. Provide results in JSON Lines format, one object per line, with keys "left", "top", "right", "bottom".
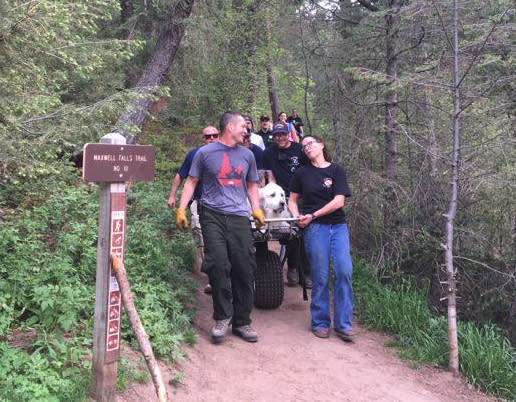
{"left": 110, "top": 253, "right": 168, "bottom": 401}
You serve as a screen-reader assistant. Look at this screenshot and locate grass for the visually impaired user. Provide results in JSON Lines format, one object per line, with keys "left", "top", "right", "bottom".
{"left": 353, "top": 259, "right": 516, "bottom": 400}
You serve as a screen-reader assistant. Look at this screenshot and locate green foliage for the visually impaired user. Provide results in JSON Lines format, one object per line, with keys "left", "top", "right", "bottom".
{"left": 0, "top": 171, "right": 196, "bottom": 399}
{"left": 459, "top": 323, "right": 516, "bottom": 398}
{"left": 0, "top": 0, "right": 145, "bottom": 197}
{"left": 122, "top": 181, "right": 197, "bottom": 361}
{"left": 117, "top": 357, "right": 150, "bottom": 391}
{"left": 354, "top": 259, "right": 516, "bottom": 399}
{"left": 0, "top": 341, "right": 90, "bottom": 402}
{"left": 141, "top": 121, "right": 195, "bottom": 180}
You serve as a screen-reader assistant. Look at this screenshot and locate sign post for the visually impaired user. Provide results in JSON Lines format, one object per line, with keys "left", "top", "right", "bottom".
{"left": 86, "top": 133, "right": 154, "bottom": 401}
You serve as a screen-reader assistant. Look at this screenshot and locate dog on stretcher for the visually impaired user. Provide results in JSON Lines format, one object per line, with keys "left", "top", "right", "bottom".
{"left": 258, "top": 182, "right": 292, "bottom": 230}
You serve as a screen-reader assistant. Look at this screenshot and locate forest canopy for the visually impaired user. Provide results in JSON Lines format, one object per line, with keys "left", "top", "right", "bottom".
{"left": 0, "top": 0, "right": 514, "bottom": 399}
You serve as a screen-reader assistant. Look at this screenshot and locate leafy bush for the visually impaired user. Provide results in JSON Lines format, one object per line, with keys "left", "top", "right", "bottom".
{"left": 0, "top": 173, "right": 197, "bottom": 400}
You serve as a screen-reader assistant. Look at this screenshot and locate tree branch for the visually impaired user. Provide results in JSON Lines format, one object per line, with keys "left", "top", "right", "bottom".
{"left": 457, "top": 9, "right": 509, "bottom": 89}
{"left": 356, "top": 0, "right": 379, "bottom": 12}
{"left": 392, "top": 26, "right": 425, "bottom": 59}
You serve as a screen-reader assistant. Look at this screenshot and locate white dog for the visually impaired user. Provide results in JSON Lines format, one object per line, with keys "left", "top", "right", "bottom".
{"left": 258, "top": 182, "right": 292, "bottom": 230}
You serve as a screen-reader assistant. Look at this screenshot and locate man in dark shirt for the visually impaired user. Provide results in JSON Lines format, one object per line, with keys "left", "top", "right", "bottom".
{"left": 263, "top": 121, "right": 310, "bottom": 288}
{"left": 287, "top": 109, "right": 304, "bottom": 140}
{"left": 256, "top": 114, "right": 275, "bottom": 149}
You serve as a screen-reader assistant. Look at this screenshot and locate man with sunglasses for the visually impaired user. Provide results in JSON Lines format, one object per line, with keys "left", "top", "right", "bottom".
{"left": 263, "top": 122, "right": 311, "bottom": 288}
{"left": 168, "top": 126, "right": 220, "bottom": 293}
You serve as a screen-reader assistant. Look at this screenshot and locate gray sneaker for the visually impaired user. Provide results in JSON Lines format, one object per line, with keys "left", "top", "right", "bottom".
{"left": 211, "top": 317, "right": 231, "bottom": 343}
{"left": 232, "top": 325, "right": 258, "bottom": 342}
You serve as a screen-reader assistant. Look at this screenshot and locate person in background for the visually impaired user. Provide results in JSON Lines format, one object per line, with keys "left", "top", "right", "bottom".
{"left": 177, "top": 112, "right": 265, "bottom": 344}
{"left": 278, "top": 111, "right": 299, "bottom": 143}
{"left": 241, "top": 129, "right": 264, "bottom": 170}
{"left": 168, "top": 125, "right": 219, "bottom": 294}
{"left": 263, "top": 121, "right": 310, "bottom": 288}
{"left": 287, "top": 109, "right": 304, "bottom": 140}
{"left": 288, "top": 135, "right": 354, "bottom": 343}
{"left": 256, "top": 114, "right": 275, "bottom": 149}
{"left": 244, "top": 115, "right": 265, "bottom": 150}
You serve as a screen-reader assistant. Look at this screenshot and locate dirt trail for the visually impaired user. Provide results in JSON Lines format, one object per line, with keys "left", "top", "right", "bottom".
{"left": 119, "top": 270, "right": 494, "bottom": 402}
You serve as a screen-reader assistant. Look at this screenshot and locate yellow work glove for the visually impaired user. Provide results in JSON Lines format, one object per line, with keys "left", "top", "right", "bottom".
{"left": 252, "top": 208, "right": 265, "bottom": 229}
{"left": 176, "top": 208, "right": 189, "bottom": 230}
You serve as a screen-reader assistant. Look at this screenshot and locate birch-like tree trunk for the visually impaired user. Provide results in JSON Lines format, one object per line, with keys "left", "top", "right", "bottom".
{"left": 445, "top": 0, "right": 460, "bottom": 375}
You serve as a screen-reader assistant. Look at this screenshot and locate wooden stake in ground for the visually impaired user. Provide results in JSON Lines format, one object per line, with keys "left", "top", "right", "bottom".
{"left": 110, "top": 253, "right": 168, "bottom": 401}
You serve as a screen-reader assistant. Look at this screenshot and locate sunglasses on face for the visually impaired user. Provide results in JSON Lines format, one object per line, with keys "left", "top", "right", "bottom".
{"left": 204, "top": 134, "right": 219, "bottom": 139}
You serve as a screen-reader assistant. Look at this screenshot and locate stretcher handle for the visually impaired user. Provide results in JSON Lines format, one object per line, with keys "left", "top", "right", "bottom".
{"left": 263, "top": 217, "right": 300, "bottom": 223}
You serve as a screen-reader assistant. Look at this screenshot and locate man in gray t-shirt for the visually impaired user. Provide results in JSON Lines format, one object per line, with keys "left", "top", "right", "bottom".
{"left": 177, "top": 112, "right": 265, "bottom": 344}
{"left": 189, "top": 141, "right": 258, "bottom": 216}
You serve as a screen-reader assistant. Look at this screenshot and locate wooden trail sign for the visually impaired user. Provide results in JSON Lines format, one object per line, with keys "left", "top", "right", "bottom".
{"left": 88, "top": 133, "right": 156, "bottom": 402}
{"left": 83, "top": 143, "right": 155, "bottom": 182}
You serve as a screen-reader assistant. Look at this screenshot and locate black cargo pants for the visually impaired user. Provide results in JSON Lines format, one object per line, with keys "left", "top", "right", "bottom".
{"left": 200, "top": 206, "right": 256, "bottom": 327}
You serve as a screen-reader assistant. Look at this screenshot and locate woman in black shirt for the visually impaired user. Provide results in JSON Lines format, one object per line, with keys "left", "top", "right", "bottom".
{"left": 288, "top": 135, "right": 354, "bottom": 342}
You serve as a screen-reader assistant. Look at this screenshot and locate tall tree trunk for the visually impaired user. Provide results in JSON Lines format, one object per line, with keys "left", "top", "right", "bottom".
{"left": 299, "top": 22, "right": 312, "bottom": 136}
{"left": 384, "top": 12, "right": 398, "bottom": 182}
{"left": 382, "top": 0, "right": 401, "bottom": 263}
{"left": 120, "top": 0, "right": 134, "bottom": 39}
{"left": 445, "top": 0, "right": 460, "bottom": 376}
{"left": 245, "top": 4, "right": 259, "bottom": 111}
{"left": 115, "top": 0, "right": 195, "bottom": 143}
{"left": 264, "top": 8, "right": 279, "bottom": 120}
{"left": 413, "top": 11, "right": 439, "bottom": 225}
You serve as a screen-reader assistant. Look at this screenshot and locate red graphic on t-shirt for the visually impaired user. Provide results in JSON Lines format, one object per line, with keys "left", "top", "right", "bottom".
{"left": 217, "top": 152, "right": 242, "bottom": 186}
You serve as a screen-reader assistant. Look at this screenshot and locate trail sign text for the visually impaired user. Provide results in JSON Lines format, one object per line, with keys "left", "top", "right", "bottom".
{"left": 83, "top": 144, "right": 155, "bottom": 182}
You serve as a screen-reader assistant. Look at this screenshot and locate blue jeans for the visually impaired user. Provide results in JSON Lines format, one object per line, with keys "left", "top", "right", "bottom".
{"left": 304, "top": 223, "right": 353, "bottom": 331}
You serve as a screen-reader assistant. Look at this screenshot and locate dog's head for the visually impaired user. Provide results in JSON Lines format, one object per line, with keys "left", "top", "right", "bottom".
{"left": 259, "top": 183, "right": 287, "bottom": 216}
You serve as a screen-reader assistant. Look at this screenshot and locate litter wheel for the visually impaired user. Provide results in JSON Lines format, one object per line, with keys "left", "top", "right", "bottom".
{"left": 254, "top": 246, "right": 284, "bottom": 309}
